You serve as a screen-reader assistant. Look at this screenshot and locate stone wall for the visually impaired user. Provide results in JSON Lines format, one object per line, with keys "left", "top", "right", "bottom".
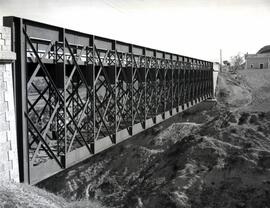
{"left": 0, "top": 26, "right": 19, "bottom": 182}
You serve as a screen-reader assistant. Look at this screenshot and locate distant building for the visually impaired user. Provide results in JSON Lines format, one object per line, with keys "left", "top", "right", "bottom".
{"left": 245, "top": 45, "right": 270, "bottom": 69}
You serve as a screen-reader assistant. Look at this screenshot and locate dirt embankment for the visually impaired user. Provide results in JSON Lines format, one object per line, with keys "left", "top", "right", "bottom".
{"left": 38, "top": 102, "right": 219, "bottom": 208}
{"left": 217, "top": 69, "right": 270, "bottom": 112}
{"left": 216, "top": 72, "right": 252, "bottom": 110}
{"left": 0, "top": 180, "right": 104, "bottom": 208}
{"left": 39, "top": 111, "right": 270, "bottom": 208}
{"left": 238, "top": 69, "right": 270, "bottom": 112}
{"left": 36, "top": 70, "right": 270, "bottom": 208}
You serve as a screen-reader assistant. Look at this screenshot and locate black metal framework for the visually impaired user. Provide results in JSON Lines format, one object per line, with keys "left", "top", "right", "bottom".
{"left": 3, "top": 16, "right": 213, "bottom": 184}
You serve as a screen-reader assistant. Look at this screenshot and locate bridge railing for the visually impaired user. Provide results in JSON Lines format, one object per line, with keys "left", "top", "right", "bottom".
{"left": 3, "top": 16, "right": 213, "bottom": 184}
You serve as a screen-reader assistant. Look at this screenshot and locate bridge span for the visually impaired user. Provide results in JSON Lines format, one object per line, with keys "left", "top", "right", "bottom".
{"left": 3, "top": 16, "right": 213, "bottom": 184}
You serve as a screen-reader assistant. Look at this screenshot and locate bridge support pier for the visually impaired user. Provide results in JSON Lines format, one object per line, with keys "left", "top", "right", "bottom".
{"left": 0, "top": 26, "right": 18, "bottom": 182}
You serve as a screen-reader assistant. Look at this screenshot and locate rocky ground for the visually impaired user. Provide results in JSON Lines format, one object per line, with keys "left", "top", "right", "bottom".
{"left": 37, "top": 69, "right": 270, "bottom": 208}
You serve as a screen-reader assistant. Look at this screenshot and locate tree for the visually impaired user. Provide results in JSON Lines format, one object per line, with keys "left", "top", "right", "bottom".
{"left": 230, "top": 53, "right": 245, "bottom": 72}
{"left": 223, "top": 60, "right": 230, "bottom": 66}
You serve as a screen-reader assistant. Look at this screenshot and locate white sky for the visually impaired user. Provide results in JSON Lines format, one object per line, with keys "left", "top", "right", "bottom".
{"left": 0, "top": 0, "right": 269, "bottom": 62}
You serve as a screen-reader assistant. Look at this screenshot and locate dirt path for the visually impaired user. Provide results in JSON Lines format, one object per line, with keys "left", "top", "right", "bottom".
{"left": 238, "top": 69, "right": 270, "bottom": 112}
{"left": 216, "top": 72, "right": 252, "bottom": 111}
{"left": 216, "top": 69, "right": 270, "bottom": 113}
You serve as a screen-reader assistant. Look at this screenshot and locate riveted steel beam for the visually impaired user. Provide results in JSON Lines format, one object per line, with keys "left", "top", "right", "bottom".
{"left": 3, "top": 16, "right": 214, "bottom": 184}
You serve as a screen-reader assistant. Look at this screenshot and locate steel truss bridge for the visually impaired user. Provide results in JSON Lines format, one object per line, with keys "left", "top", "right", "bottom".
{"left": 4, "top": 16, "right": 213, "bottom": 184}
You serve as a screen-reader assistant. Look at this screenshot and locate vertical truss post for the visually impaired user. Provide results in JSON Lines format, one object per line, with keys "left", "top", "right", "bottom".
{"left": 198, "top": 61, "right": 200, "bottom": 101}
{"left": 153, "top": 50, "right": 157, "bottom": 123}
{"left": 190, "top": 59, "right": 192, "bottom": 105}
{"left": 195, "top": 60, "right": 197, "bottom": 102}
{"left": 162, "top": 52, "right": 165, "bottom": 119}
{"left": 185, "top": 58, "right": 188, "bottom": 108}
{"left": 184, "top": 58, "right": 187, "bottom": 108}
{"left": 200, "top": 61, "right": 203, "bottom": 100}
{"left": 205, "top": 62, "right": 207, "bottom": 98}
{"left": 91, "top": 36, "right": 96, "bottom": 153}
{"left": 130, "top": 44, "right": 134, "bottom": 134}
{"left": 205, "top": 62, "right": 207, "bottom": 97}
{"left": 155, "top": 51, "right": 159, "bottom": 117}
{"left": 211, "top": 62, "right": 214, "bottom": 97}
{"left": 62, "top": 28, "right": 66, "bottom": 168}
{"left": 175, "top": 56, "right": 178, "bottom": 112}
{"left": 188, "top": 58, "right": 191, "bottom": 106}
{"left": 187, "top": 59, "right": 189, "bottom": 106}
{"left": 197, "top": 61, "right": 200, "bottom": 101}
{"left": 198, "top": 61, "right": 202, "bottom": 102}
{"left": 208, "top": 62, "right": 210, "bottom": 97}
{"left": 113, "top": 41, "right": 117, "bottom": 143}
{"left": 204, "top": 62, "right": 206, "bottom": 98}
{"left": 202, "top": 62, "right": 204, "bottom": 99}
{"left": 17, "top": 18, "right": 29, "bottom": 183}
{"left": 200, "top": 61, "right": 202, "bottom": 99}
{"left": 143, "top": 48, "right": 146, "bottom": 128}
{"left": 189, "top": 59, "right": 192, "bottom": 105}
{"left": 192, "top": 59, "right": 195, "bottom": 105}
{"left": 191, "top": 59, "right": 194, "bottom": 105}
{"left": 198, "top": 60, "right": 201, "bottom": 101}
{"left": 176, "top": 56, "right": 180, "bottom": 112}
{"left": 170, "top": 54, "right": 173, "bottom": 115}
{"left": 210, "top": 62, "right": 212, "bottom": 97}
{"left": 196, "top": 60, "right": 199, "bottom": 102}
{"left": 181, "top": 59, "right": 184, "bottom": 110}
{"left": 197, "top": 60, "right": 200, "bottom": 102}
{"left": 204, "top": 62, "right": 206, "bottom": 97}
{"left": 194, "top": 60, "right": 196, "bottom": 102}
